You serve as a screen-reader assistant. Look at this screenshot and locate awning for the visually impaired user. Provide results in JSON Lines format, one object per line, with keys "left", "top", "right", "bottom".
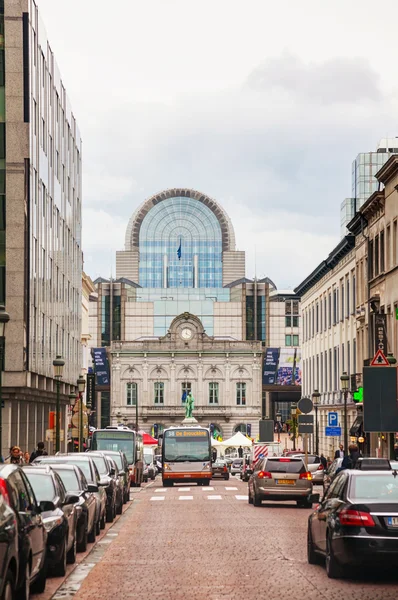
{"left": 349, "top": 416, "right": 363, "bottom": 437}
{"left": 142, "top": 432, "right": 158, "bottom": 445}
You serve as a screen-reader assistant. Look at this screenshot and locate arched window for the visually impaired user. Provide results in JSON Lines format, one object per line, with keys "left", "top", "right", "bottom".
{"left": 234, "top": 423, "right": 248, "bottom": 434}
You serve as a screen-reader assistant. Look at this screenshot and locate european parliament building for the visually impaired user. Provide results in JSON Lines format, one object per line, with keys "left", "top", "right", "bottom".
{"left": 89, "top": 189, "right": 286, "bottom": 439}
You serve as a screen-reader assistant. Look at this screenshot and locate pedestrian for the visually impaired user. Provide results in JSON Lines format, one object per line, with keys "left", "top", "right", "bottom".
{"left": 336, "top": 444, "right": 360, "bottom": 474}
{"left": 212, "top": 447, "right": 217, "bottom": 462}
{"left": 23, "top": 451, "right": 30, "bottom": 464}
{"left": 320, "top": 454, "right": 327, "bottom": 469}
{"left": 238, "top": 446, "right": 243, "bottom": 458}
{"left": 394, "top": 444, "right": 398, "bottom": 460}
{"left": 8, "top": 446, "right": 22, "bottom": 464}
{"left": 334, "top": 444, "right": 344, "bottom": 459}
{"left": 29, "top": 441, "right": 48, "bottom": 463}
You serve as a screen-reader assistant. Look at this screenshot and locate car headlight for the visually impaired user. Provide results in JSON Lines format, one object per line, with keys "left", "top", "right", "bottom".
{"left": 43, "top": 516, "right": 64, "bottom": 533}
{"left": 163, "top": 463, "right": 171, "bottom": 471}
{"left": 202, "top": 464, "right": 211, "bottom": 471}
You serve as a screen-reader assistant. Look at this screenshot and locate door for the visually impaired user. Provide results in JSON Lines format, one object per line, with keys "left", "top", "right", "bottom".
{"left": 315, "top": 473, "right": 347, "bottom": 552}
{"left": 56, "top": 476, "right": 74, "bottom": 551}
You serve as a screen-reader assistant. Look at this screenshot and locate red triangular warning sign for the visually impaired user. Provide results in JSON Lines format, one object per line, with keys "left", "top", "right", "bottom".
{"left": 370, "top": 349, "right": 389, "bottom": 366}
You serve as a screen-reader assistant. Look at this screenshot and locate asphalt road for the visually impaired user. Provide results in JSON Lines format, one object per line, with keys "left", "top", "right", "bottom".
{"left": 52, "top": 475, "right": 398, "bottom": 600}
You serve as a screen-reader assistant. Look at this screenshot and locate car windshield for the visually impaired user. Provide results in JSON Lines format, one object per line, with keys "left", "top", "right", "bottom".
{"left": 54, "top": 469, "right": 81, "bottom": 492}
{"left": 44, "top": 459, "right": 92, "bottom": 482}
{"left": 27, "top": 473, "right": 56, "bottom": 503}
{"left": 90, "top": 456, "right": 108, "bottom": 475}
{"left": 350, "top": 474, "right": 398, "bottom": 501}
{"left": 144, "top": 455, "right": 153, "bottom": 465}
{"left": 292, "top": 455, "right": 319, "bottom": 464}
{"left": 109, "top": 455, "right": 123, "bottom": 470}
{"left": 265, "top": 459, "right": 305, "bottom": 474}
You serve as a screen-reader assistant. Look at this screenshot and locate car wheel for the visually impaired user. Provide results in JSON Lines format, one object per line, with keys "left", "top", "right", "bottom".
{"left": 100, "top": 511, "right": 106, "bottom": 530}
{"left": 88, "top": 519, "right": 96, "bottom": 543}
{"left": 77, "top": 522, "right": 88, "bottom": 552}
{"left": 67, "top": 535, "right": 77, "bottom": 564}
{"left": 116, "top": 498, "right": 123, "bottom": 515}
{"left": 325, "top": 534, "right": 344, "bottom": 579}
{"left": 16, "top": 560, "right": 30, "bottom": 600}
{"left": 124, "top": 490, "right": 130, "bottom": 503}
{"left": 224, "top": 476, "right": 229, "bottom": 480}
{"left": 253, "top": 488, "right": 262, "bottom": 507}
{"left": 2, "top": 568, "right": 15, "bottom": 600}
{"left": 53, "top": 538, "right": 67, "bottom": 577}
{"left": 307, "top": 526, "right": 322, "bottom": 565}
{"left": 30, "top": 552, "right": 47, "bottom": 595}
{"left": 96, "top": 518, "right": 101, "bottom": 536}
{"left": 106, "top": 505, "right": 114, "bottom": 523}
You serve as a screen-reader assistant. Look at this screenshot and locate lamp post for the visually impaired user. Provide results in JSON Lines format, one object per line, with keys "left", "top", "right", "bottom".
{"left": 276, "top": 411, "right": 282, "bottom": 443}
{"left": 312, "top": 389, "right": 321, "bottom": 456}
{"left": 0, "top": 306, "right": 10, "bottom": 459}
{"left": 340, "top": 372, "right": 349, "bottom": 455}
{"left": 77, "top": 375, "right": 86, "bottom": 452}
{"left": 53, "top": 355, "right": 65, "bottom": 453}
{"left": 68, "top": 392, "right": 76, "bottom": 452}
{"left": 291, "top": 403, "right": 297, "bottom": 451}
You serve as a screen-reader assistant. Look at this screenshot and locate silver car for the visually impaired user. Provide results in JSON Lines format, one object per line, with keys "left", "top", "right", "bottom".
{"left": 291, "top": 454, "right": 324, "bottom": 483}
{"left": 248, "top": 456, "right": 313, "bottom": 508}
{"left": 230, "top": 458, "right": 243, "bottom": 475}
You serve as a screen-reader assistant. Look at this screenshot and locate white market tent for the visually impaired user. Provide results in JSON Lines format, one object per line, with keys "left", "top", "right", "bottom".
{"left": 211, "top": 438, "right": 224, "bottom": 447}
{"left": 220, "top": 431, "right": 253, "bottom": 448}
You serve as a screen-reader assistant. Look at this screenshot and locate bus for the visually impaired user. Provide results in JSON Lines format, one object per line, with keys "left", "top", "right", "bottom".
{"left": 162, "top": 426, "right": 211, "bottom": 486}
{"left": 91, "top": 427, "right": 144, "bottom": 486}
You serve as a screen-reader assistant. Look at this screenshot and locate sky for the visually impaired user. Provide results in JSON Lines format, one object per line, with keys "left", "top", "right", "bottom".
{"left": 38, "top": 0, "right": 398, "bottom": 289}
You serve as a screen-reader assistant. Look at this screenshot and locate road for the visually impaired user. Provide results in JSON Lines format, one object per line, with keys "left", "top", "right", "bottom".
{"left": 44, "top": 475, "right": 398, "bottom": 600}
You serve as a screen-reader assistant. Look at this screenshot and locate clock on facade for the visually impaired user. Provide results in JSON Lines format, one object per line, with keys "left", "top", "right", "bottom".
{"left": 181, "top": 328, "right": 193, "bottom": 340}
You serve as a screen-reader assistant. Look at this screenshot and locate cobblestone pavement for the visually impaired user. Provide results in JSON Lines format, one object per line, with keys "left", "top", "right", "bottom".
{"left": 63, "top": 476, "right": 398, "bottom": 600}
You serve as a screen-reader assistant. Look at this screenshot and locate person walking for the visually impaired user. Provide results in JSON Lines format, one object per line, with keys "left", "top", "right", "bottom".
{"left": 320, "top": 454, "right": 327, "bottom": 469}
{"left": 238, "top": 446, "right": 243, "bottom": 458}
{"left": 334, "top": 444, "right": 344, "bottom": 459}
{"left": 8, "top": 446, "right": 23, "bottom": 464}
{"left": 29, "top": 441, "right": 48, "bottom": 463}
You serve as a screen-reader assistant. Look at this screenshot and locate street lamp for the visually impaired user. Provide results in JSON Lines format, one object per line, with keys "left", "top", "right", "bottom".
{"left": 0, "top": 306, "right": 10, "bottom": 459}
{"left": 53, "top": 355, "right": 65, "bottom": 453}
{"left": 291, "top": 403, "right": 297, "bottom": 451}
{"left": 340, "top": 372, "right": 350, "bottom": 455}
{"left": 276, "top": 411, "right": 282, "bottom": 443}
{"left": 312, "top": 389, "right": 321, "bottom": 456}
{"left": 77, "top": 374, "right": 86, "bottom": 452}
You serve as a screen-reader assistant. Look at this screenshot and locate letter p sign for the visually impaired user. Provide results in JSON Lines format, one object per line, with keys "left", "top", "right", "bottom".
{"left": 328, "top": 412, "right": 338, "bottom": 427}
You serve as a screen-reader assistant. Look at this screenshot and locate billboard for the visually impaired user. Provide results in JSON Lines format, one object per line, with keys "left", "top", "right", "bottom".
{"left": 263, "top": 347, "right": 301, "bottom": 386}
{"left": 92, "top": 348, "right": 110, "bottom": 386}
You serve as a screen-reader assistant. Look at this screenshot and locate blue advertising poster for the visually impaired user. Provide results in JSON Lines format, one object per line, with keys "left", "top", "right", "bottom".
{"left": 293, "top": 349, "right": 302, "bottom": 386}
{"left": 263, "top": 348, "right": 280, "bottom": 384}
{"left": 276, "top": 349, "right": 295, "bottom": 385}
{"left": 92, "top": 348, "right": 110, "bottom": 386}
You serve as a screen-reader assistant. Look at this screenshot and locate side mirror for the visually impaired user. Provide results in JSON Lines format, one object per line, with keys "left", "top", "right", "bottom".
{"left": 308, "top": 493, "right": 320, "bottom": 505}
{"left": 110, "top": 468, "right": 116, "bottom": 476}
{"left": 64, "top": 494, "right": 79, "bottom": 505}
{"left": 39, "top": 500, "right": 56, "bottom": 512}
{"left": 88, "top": 484, "right": 99, "bottom": 493}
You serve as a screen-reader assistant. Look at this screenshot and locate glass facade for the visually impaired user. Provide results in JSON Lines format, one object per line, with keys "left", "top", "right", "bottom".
{"left": 246, "top": 296, "right": 266, "bottom": 341}
{"left": 139, "top": 197, "right": 223, "bottom": 288}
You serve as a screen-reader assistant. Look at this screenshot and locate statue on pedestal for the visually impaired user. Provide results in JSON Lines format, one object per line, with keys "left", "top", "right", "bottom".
{"left": 185, "top": 392, "right": 194, "bottom": 419}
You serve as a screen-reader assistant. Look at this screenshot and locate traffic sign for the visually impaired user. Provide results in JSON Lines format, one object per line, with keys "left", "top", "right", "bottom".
{"left": 298, "top": 414, "right": 313, "bottom": 434}
{"left": 328, "top": 412, "right": 338, "bottom": 427}
{"left": 325, "top": 426, "right": 342, "bottom": 436}
{"left": 298, "top": 397, "right": 313, "bottom": 414}
{"left": 370, "top": 349, "right": 389, "bottom": 366}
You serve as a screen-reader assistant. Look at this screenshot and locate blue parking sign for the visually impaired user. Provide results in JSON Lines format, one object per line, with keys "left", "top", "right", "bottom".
{"left": 328, "top": 412, "right": 338, "bottom": 427}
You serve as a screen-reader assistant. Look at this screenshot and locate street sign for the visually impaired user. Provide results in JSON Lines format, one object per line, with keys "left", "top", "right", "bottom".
{"left": 375, "top": 313, "right": 387, "bottom": 355}
{"left": 298, "top": 424, "right": 313, "bottom": 434}
{"left": 370, "top": 349, "right": 389, "bottom": 366}
{"left": 298, "top": 397, "right": 313, "bottom": 414}
{"left": 298, "top": 414, "right": 313, "bottom": 435}
{"left": 328, "top": 412, "right": 338, "bottom": 427}
{"left": 45, "top": 429, "right": 64, "bottom": 442}
{"left": 298, "top": 414, "right": 313, "bottom": 424}
{"left": 325, "top": 426, "right": 342, "bottom": 436}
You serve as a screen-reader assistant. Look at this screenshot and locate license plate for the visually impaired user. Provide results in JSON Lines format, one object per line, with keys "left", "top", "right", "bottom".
{"left": 387, "top": 517, "right": 398, "bottom": 527}
{"left": 276, "top": 480, "right": 294, "bottom": 485}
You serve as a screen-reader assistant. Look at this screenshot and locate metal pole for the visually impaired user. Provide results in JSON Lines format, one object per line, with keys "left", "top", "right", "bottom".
{"left": 79, "top": 392, "right": 83, "bottom": 452}
{"left": 304, "top": 433, "right": 308, "bottom": 471}
{"left": 55, "top": 379, "right": 60, "bottom": 453}
{"left": 292, "top": 417, "right": 296, "bottom": 451}
{"left": 315, "top": 404, "right": 319, "bottom": 456}
{"left": 344, "top": 390, "right": 348, "bottom": 455}
{"left": 135, "top": 394, "right": 138, "bottom": 433}
{"left": 0, "top": 348, "right": 3, "bottom": 459}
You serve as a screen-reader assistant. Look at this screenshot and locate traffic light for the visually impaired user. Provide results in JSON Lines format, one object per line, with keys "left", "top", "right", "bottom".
{"left": 247, "top": 424, "right": 251, "bottom": 437}
{"left": 353, "top": 387, "right": 363, "bottom": 403}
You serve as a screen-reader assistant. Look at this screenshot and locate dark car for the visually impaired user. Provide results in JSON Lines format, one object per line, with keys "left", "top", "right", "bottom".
{"left": 23, "top": 466, "right": 79, "bottom": 576}
{"left": 0, "top": 491, "right": 18, "bottom": 599}
{"left": 307, "top": 470, "right": 398, "bottom": 578}
{"left": 101, "top": 451, "right": 130, "bottom": 504}
{"left": 106, "top": 458, "right": 123, "bottom": 515}
{"left": 0, "top": 464, "right": 48, "bottom": 596}
{"left": 86, "top": 452, "right": 117, "bottom": 522}
{"left": 322, "top": 458, "right": 343, "bottom": 494}
{"left": 33, "top": 455, "right": 106, "bottom": 532}
{"left": 47, "top": 464, "right": 98, "bottom": 551}
{"left": 211, "top": 459, "right": 229, "bottom": 480}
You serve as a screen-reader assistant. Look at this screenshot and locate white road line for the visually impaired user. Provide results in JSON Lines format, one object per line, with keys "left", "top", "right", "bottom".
{"left": 150, "top": 496, "right": 165, "bottom": 501}
{"left": 155, "top": 489, "right": 166, "bottom": 492}
{"left": 235, "top": 495, "right": 248, "bottom": 500}
{"left": 179, "top": 496, "right": 193, "bottom": 500}
{"left": 207, "top": 495, "right": 222, "bottom": 500}
{"left": 202, "top": 487, "right": 214, "bottom": 491}
{"left": 178, "top": 488, "right": 191, "bottom": 492}
{"left": 225, "top": 487, "right": 238, "bottom": 491}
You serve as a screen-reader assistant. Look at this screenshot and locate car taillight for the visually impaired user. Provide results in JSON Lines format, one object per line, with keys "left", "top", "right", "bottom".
{"left": 316, "top": 464, "right": 324, "bottom": 471}
{"left": 257, "top": 471, "right": 272, "bottom": 479}
{"left": 339, "top": 509, "right": 375, "bottom": 527}
{"left": 0, "top": 478, "right": 10, "bottom": 505}
{"left": 223, "top": 466, "right": 227, "bottom": 472}
{"left": 299, "top": 472, "right": 312, "bottom": 480}
{"left": 280, "top": 458, "right": 291, "bottom": 462}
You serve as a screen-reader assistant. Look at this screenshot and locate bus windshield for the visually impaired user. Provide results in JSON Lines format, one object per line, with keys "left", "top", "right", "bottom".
{"left": 163, "top": 429, "right": 210, "bottom": 462}
{"left": 92, "top": 430, "right": 135, "bottom": 464}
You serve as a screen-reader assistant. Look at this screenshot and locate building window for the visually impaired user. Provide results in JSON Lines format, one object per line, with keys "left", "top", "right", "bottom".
{"left": 380, "top": 229, "right": 385, "bottom": 273}
{"left": 126, "top": 382, "right": 137, "bottom": 406}
{"left": 286, "top": 316, "right": 299, "bottom": 327}
{"left": 328, "top": 293, "right": 331, "bottom": 328}
{"left": 346, "top": 278, "right": 350, "bottom": 318}
{"left": 316, "top": 303, "right": 319, "bottom": 333}
{"left": 341, "top": 283, "right": 344, "bottom": 320}
{"left": 352, "top": 273, "right": 356, "bottom": 313}
{"left": 209, "top": 382, "right": 219, "bottom": 404}
{"left": 393, "top": 221, "right": 397, "bottom": 266}
{"left": 236, "top": 383, "right": 246, "bottom": 406}
{"left": 293, "top": 335, "right": 299, "bottom": 346}
{"left": 154, "top": 382, "right": 164, "bottom": 404}
{"left": 369, "top": 238, "right": 374, "bottom": 279}
{"left": 285, "top": 334, "right": 291, "bottom": 346}
{"left": 347, "top": 340, "right": 350, "bottom": 376}
{"left": 324, "top": 296, "right": 327, "bottom": 330}
{"left": 386, "top": 225, "right": 391, "bottom": 270}
{"left": 333, "top": 289, "right": 337, "bottom": 325}
{"left": 181, "top": 381, "right": 191, "bottom": 403}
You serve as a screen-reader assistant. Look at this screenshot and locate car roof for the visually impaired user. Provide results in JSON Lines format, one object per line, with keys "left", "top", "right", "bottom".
{"left": 23, "top": 465, "right": 53, "bottom": 475}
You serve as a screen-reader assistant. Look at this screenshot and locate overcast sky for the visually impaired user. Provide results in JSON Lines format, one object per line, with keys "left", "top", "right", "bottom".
{"left": 38, "top": 0, "right": 398, "bottom": 289}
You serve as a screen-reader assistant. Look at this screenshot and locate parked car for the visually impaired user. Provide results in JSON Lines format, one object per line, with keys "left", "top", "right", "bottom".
{"left": 33, "top": 455, "right": 106, "bottom": 532}
{"left": 86, "top": 452, "right": 118, "bottom": 521}
{"left": 230, "top": 459, "right": 243, "bottom": 475}
{"left": 248, "top": 456, "right": 314, "bottom": 508}
{"left": 211, "top": 459, "right": 229, "bottom": 480}
{"left": 143, "top": 453, "right": 156, "bottom": 482}
{"left": 0, "top": 490, "right": 19, "bottom": 599}
{"left": 0, "top": 464, "right": 48, "bottom": 596}
{"left": 353, "top": 457, "right": 392, "bottom": 470}
{"left": 307, "top": 469, "right": 398, "bottom": 578}
{"left": 106, "top": 458, "right": 124, "bottom": 514}
{"left": 224, "top": 457, "right": 235, "bottom": 471}
{"left": 291, "top": 454, "right": 324, "bottom": 483}
{"left": 322, "top": 458, "right": 343, "bottom": 494}
{"left": 23, "top": 466, "right": 79, "bottom": 576}
{"left": 101, "top": 450, "right": 131, "bottom": 503}
{"left": 47, "top": 463, "right": 98, "bottom": 550}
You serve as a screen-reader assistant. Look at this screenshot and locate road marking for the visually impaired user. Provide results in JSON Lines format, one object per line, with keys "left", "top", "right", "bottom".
{"left": 207, "top": 495, "right": 222, "bottom": 500}
{"left": 155, "top": 488, "right": 166, "bottom": 492}
{"left": 235, "top": 495, "right": 248, "bottom": 500}
{"left": 150, "top": 496, "right": 165, "bottom": 501}
{"left": 178, "top": 487, "right": 191, "bottom": 492}
{"left": 179, "top": 496, "right": 193, "bottom": 500}
{"left": 202, "top": 487, "right": 214, "bottom": 491}
{"left": 225, "top": 487, "right": 238, "bottom": 491}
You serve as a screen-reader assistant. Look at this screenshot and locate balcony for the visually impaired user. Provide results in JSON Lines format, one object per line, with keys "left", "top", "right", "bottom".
{"left": 141, "top": 405, "right": 233, "bottom": 421}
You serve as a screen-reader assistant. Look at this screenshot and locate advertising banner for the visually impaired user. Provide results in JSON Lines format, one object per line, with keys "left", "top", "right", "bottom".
{"left": 263, "top": 348, "right": 280, "bottom": 385}
{"left": 86, "top": 373, "right": 95, "bottom": 409}
{"left": 293, "top": 348, "right": 302, "bottom": 386}
{"left": 92, "top": 348, "right": 110, "bottom": 386}
{"left": 276, "top": 349, "right": 295, "bottom": 386}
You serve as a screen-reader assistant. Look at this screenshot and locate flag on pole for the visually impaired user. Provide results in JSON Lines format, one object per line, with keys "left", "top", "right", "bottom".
{"left": 177, "top": 239, "right": 181, "bottom": 260}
